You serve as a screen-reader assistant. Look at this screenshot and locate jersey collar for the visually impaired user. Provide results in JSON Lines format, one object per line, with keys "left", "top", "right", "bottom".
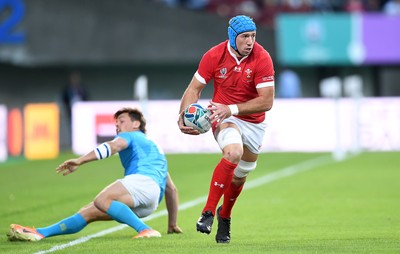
{"left": 227, "top": 41, "right": 249, "bottom": 65}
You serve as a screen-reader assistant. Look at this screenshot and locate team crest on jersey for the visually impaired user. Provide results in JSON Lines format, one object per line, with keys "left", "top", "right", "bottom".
{"left": 217, "top": 68, "right": 227, "bottom": 79}
{"left": 245, "top": 68, "right": 252, "bottom": 78}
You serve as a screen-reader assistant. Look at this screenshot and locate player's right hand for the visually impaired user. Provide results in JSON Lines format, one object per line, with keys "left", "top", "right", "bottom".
{"left": 56, "top": 159, "right": 80, "bottom": 176}
{"left": 177, "top": 111, "right": 201, "bottom": 135}
{"left": 168, "top": 225, "right": 183, "bottom": 234}
{"left": 208, "top": 101, "right": 231, "bottom": 127}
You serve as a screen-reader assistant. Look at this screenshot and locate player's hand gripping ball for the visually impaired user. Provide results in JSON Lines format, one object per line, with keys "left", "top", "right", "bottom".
{"left": 183, "top": 103, "right": 212, "bottom": 134}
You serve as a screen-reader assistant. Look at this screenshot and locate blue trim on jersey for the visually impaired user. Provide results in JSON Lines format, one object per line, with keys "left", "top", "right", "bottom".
{"left": 116, "top": 131, "right": 168, "bottom": 203}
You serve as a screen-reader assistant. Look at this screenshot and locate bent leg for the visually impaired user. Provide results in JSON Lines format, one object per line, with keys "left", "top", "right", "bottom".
{"left": 94, "top": 180, "right": 150, "bottom": 233}
{"left": 203, "top": 124, "right": 243, "bottom": 215}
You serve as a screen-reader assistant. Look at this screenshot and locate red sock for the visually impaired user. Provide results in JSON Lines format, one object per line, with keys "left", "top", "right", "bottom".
{"left": 203, "top": 158, "right": 237, "bottom": 215}
{"left": 220, "top": 182, "right": 244, "bottom": 219}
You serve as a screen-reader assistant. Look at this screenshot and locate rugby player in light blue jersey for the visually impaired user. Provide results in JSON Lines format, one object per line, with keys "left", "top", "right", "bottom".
{"left": 7, "top": 107, "right": 182, "bottom": 241}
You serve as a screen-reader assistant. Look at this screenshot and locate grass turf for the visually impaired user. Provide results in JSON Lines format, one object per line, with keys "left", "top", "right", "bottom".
{"left": 0, "top": 152, "right": 399, "bottom": 253}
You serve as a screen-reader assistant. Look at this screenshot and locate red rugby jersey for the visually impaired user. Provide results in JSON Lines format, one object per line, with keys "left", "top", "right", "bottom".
{"left": 195, "top": 40, "right": 275, "bottom": 123}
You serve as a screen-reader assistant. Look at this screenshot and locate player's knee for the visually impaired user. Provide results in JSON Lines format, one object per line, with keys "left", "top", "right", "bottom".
{"left": 234, "top": 160, "right": 257, "bottom": 178}
{"left": 93, "top": 197, "right": 107, "bottom": 213}
{"left": 79, "top": 203, "right": 100, "bottom": 223}
{"left": 217, "top": 127, "right": 243, "bottom": 162}
{"left": 223, "top": 148, "right": 243, "bottom": 163}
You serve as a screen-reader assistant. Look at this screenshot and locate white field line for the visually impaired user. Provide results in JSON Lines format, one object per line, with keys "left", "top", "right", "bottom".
{"left": 34, "top": 155, "right": 332, "bottom": 254}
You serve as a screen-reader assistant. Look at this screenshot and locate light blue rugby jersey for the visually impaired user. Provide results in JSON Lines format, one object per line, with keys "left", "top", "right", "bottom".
{"left": 116, "top": 131, "right": 168, "bottom": 203}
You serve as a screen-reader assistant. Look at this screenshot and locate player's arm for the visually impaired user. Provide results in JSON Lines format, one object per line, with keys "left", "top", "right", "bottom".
{"left": 178, "top": 75, "right": 206, "bottom": 135}
{"left": 209, "top": 86, "right": 275, "bottom": 124}
{"left": 179, "top": 75, "right": 205, "bottom": 113}
{"left": 56, "top": 137, "right": 128, "bottom": 176}
{"left": 165, "top": 173, "right": 183, "bottom": 234}
{"left": 235, "top": 85, "right": 275, "bottom": 115}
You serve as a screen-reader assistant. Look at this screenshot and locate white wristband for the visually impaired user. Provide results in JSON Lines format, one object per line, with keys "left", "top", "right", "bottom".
{"left": 228, "top": 104, "right": 239, "bottom": 115}
{"left": 94, "top": 143, "right": 111, "bottom": 160}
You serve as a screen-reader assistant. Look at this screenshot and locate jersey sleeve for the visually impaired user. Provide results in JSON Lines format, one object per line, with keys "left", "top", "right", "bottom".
{"left": 255, "top": 51, "right": 275, "bottom": 88}
{"left": 196, "top": 50, "right": 215, "bottom": 85}
{"left": 116, "top": 132, "right": 132, "bottom": 147}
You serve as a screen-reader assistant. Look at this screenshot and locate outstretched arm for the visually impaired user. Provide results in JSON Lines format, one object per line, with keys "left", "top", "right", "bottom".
{"left": 165, "top": 173, "right": 183, "bottom": 234}
{"left": 56, "top": 137, "right": 128, "bottom": 176}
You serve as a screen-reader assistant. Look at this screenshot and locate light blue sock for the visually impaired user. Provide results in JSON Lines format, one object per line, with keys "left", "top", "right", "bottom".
{"left": 106, "top": 200, "right": 150, "bottom": 233}
{"left": 36, "top": 213, "right": 87, "bottom": 238}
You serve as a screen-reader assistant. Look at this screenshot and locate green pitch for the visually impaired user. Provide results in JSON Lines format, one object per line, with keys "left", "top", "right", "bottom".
{"left": 0, "top": 152, "right": 399, "bottom": 253}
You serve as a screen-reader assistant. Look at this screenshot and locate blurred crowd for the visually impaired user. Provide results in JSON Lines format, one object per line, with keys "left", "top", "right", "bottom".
{"left": 156, "top": 0, "right": 400, "bottom": 28}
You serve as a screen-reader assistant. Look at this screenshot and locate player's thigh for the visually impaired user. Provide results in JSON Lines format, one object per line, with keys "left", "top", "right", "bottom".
{"left": 95, "top": 181, "right": 134, "bottom": 208}
{"left": 217, "top": 122, "right": 244, "bottom": 161}
{"left": 241, "top": 146, "right": 258, "bottom": 162}
{"left": 118, "top": 174, "right": 160, "bottom": 211}
{"left": 215, "top": 122, "right": 240, "bottom": 134}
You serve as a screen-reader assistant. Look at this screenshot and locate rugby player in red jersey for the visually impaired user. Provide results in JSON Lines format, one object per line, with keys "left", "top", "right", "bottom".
{"left": 178, "top": 15, "right": 275, "bottom": 243}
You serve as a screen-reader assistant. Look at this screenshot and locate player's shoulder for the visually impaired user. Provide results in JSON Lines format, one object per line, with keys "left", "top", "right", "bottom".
{"left": 205, "top": 40, "right": 228, "bottom": 57}
{"left": 253, "top": 42, "right": 272, "bottom": 59}
{"left": 117, "top": 131, "right": 143, "bottom": 141}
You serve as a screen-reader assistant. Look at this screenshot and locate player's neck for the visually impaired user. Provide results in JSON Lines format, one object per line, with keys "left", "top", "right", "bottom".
{"left": 233, "top": 48, "right": 243, "bottom": 59}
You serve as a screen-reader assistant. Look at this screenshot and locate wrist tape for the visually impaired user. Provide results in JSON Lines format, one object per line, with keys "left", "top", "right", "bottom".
{"left": 228, "top": 104, "right": 239, "bottom": 115}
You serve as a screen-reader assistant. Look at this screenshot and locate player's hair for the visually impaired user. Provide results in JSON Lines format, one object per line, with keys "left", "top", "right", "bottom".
{"left": 228, "top": 15, "right": 257, "bottom": 51}
{"left": 114, "top": 107, "right": 147, "bottom": 134}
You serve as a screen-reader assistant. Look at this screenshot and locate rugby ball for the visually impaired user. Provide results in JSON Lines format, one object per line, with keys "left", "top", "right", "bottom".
{"left": 183, "top": 103, "right": 212, "bottom": 134}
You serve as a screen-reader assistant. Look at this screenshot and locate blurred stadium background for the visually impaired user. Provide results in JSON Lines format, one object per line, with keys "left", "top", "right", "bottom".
{"left": 1, "top": 1, "right": 400, "bottom": 253}
{"left": 1, "top": 0, "right": 400, "bottom": 160}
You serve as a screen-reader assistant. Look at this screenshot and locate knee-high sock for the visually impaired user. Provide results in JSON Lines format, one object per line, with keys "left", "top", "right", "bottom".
{"left": 36, "top": 213, "right": 87, "bottom": 238}
{"left": 203, "top": 158, "right": 237, "bottom": 215}
{"left": 106, "top": 200, "right": 149, "bottom": 233}
{"left": 220, "top": 182, "right": 244, "bottom": 219}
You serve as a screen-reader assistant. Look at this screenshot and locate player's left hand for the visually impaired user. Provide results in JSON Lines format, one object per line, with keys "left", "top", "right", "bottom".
{"left": 208, "top": 101, "right": 232, "bottom": 127}
{"left": 168, "top": 225, "right": 183, "bottom": 234}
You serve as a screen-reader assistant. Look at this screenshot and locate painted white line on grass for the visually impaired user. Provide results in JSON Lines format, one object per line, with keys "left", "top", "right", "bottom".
{"left": 34, "top": 155, "right": 332, "bottom": 254}
{"left": 245, "top": 155, "right": 332, "bottom": 190}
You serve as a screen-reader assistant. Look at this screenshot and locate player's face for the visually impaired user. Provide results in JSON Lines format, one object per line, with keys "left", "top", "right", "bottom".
{"left": 115, "top": 113, "right": 138, "bottom": 134}
{"left": 236, "top": 31, "right": 256, "bottom": 56}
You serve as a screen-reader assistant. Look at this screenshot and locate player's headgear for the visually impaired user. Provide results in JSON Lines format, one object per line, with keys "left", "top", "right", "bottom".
{"left": 228, "top": 15, "right": 256, "bottom": 51}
